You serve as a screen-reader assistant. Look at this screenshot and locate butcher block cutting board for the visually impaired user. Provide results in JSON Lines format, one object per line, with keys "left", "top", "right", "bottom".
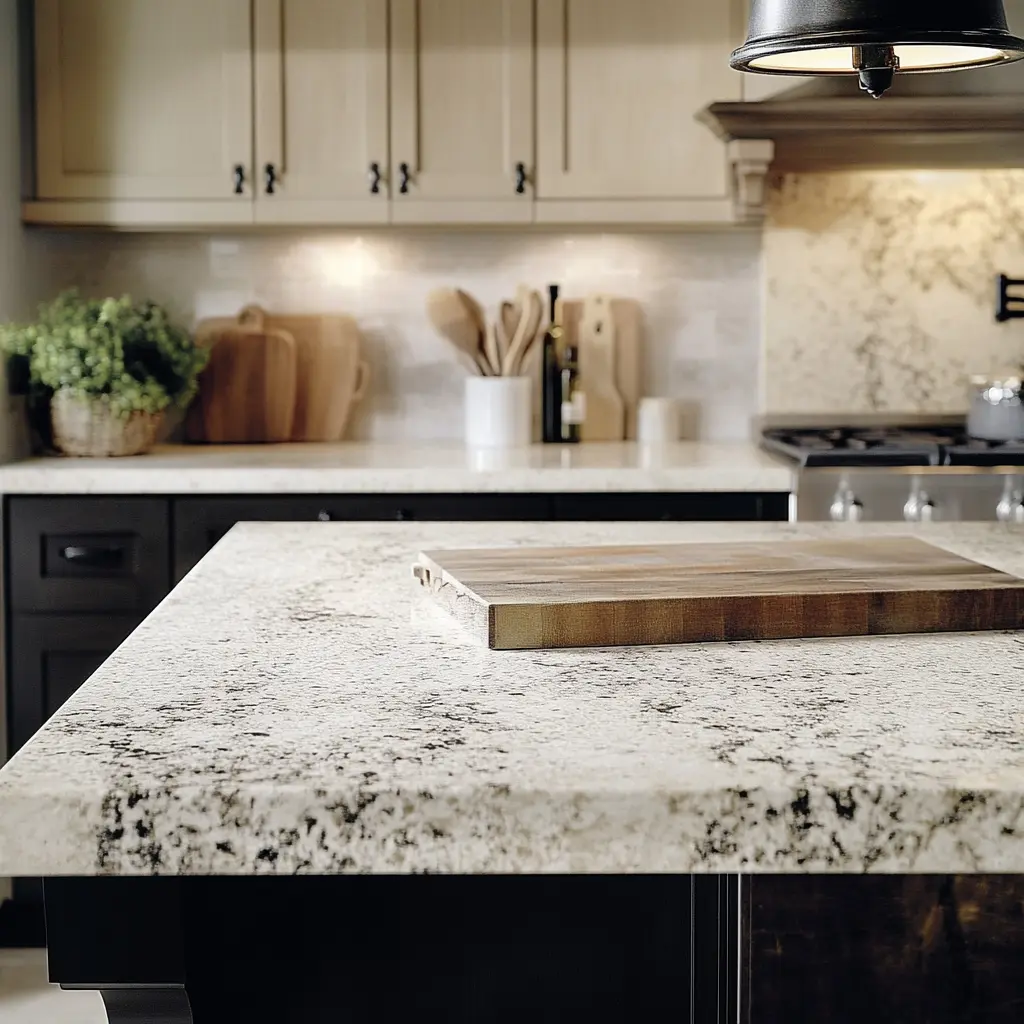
{"left": 413, "top": 537, "right": 1024, "bottom": 651}
{"left": 199, "top": 326, "right": 297, "bottom": 443}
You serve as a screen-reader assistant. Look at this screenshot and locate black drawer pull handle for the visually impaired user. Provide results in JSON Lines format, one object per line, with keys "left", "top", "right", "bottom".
{"left": 232, "top": 164, "right": 246, "bottom": 195}
{"left": 60, "top": 545, "right": 125, "bottom": 568}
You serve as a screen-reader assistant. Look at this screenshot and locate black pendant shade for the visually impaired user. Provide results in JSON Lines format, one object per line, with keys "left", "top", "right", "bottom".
{"left": 732, "top": 0, "right": 1024, "bottom": 97}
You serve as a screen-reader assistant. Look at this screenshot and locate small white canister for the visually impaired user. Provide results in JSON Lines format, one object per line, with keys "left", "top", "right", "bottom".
{"left": 464, "top": 376, "right": 532, "bottom": 449}
{"left": 637, "top": 397, "right": 681, "bottom": 445}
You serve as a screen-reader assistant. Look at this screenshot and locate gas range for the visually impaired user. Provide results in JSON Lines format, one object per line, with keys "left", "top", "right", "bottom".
{"left": 760, "top": 418, "right": 1024, "bottom": 522}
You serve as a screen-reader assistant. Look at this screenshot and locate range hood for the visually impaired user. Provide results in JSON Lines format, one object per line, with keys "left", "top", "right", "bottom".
{"left": 702, "top": 61, "right": 1024, "bottom": 219}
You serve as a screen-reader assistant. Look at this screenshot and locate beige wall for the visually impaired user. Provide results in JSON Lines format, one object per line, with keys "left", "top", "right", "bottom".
{"left": 762, "top": 169, "right": 1024, "bottom": 417}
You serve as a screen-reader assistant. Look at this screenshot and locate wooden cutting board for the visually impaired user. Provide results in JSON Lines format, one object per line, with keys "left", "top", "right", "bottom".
{"left": 290, "top": 316, "right": 369, "bottom": 442}
{"left": 414, "top": 537, "right": 1024, "bottom": 650}
{"left": 199, "top": 326, "right": 297, "bottom": 443}
{"left": 562, "top": 298, "right": 644, "bottom": 440}
{"left": 578, "top": 295, "right": 625, "bottom": 442}
{"left": 193, "top": 306, "right": 369, "bottom": 442}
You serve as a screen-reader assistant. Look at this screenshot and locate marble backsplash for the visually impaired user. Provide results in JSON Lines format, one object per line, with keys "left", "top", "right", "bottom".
{"left": 20, "top": 229, "right": 763, "bottom": 442}
{"left": 763, "top": 170, "right": 1024, "bottom": 417}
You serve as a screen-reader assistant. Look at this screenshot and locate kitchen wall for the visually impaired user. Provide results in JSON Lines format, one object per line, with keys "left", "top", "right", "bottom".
{"left": 0, "top": 0, "right": 23, "bottom": 899}
{"left": 0, "top": 0, "right": 35, "bottom": 461}
{"left": 763, "top": 169, "right": 1024, "bottom": 416}
{"left": 26, "top": 229, "right": 763, "bottom": 442}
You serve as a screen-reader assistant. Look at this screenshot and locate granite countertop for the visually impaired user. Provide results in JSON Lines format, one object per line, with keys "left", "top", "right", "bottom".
{"left": 1, "top": 520, "right": 1022, "bottom": 877}
{"left": 0, "top": 441, "right": 793, "bottom": 494}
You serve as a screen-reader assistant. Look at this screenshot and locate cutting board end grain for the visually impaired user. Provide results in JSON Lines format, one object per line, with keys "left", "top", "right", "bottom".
{"left": 413, "top": 537, "right": 1024, "bottom": 651}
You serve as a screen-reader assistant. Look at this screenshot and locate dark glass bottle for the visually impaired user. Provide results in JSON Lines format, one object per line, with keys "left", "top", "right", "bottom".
{"left": 541, "top": 284, "right": 563, "bottom": 444}
{"left": 560, "top": 344, "right": 582, "bottom": 444}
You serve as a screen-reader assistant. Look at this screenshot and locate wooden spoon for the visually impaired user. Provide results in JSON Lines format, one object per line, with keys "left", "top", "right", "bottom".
{"left": 504, "top": 288, "right": 544, "bottom": 376}
{"left": 427, "top": 289, "right": 490, "bottom": 375}
{"left": 496, "top": 300, "right": 517, "bottom": 371}
{"left": 484, "top": 322, "right": 503, "bottom": 378}
{"left": 455, "top": 290, "right": 498, "bottom": 375}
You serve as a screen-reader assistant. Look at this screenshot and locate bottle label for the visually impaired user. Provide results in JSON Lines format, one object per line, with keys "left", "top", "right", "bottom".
{"left": 561, "top": 392, "right": 587, "bottom": 425}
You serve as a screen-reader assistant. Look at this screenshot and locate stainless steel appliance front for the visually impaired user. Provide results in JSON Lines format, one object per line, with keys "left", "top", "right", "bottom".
{"left": 795, "top": 468, "right": 1024, "bottom": 522}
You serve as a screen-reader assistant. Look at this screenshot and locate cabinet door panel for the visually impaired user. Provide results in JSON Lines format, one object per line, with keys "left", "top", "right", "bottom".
{"left": 9, "top": 615, "right": 141, "bottom": 755}
{"left": 536, "top": 0, "right": 743, "bottom": 201}
{"left": 390, "top": 0, "right": 533, "bottom": 217}
{"left": 254, "top": 0, "right": 389, "bottom": 223}
{"left": 8, "top": 497, "right": 171, "bottom": 614}
{"left": 35, "top": 0, "right": 253, "bottom": 201}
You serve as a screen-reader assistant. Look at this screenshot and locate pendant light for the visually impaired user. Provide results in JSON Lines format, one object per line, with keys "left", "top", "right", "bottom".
{"left": 732, "top": 0, "right": 1024, "bottom": 98}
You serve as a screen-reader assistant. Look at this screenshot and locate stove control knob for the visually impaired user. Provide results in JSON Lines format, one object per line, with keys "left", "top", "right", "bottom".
{"left": 830, "top": 491, "right": 863, "bottom": 522}
{"left": 904, "top": 494, "right": 937, "bottom": 522}
{"left": 996, "top": 493, "right": 1024, "bottom": 523}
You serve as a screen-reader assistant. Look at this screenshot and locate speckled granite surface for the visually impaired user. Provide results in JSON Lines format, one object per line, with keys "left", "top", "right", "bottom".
{"left": 0, "top": 442, "right": 793, "bottom": 494}
{"left": 0, "top": 521, "right": 1022, "bottom": 876}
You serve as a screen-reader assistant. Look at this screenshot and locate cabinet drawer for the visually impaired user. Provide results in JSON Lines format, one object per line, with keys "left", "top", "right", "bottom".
{"left": 7, "top": 498, "right": 170, "bottom": 613}
{"left": 172, "top": 495, "right": 553, "bottom": 582}
{"left": 553, "top": 493, "right": 789, "bottom": 522}
{"left": 8, "top": 614, "right": 141, "bottom": 756}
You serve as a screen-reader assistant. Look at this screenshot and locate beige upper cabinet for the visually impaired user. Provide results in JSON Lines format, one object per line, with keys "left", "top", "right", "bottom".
{"left": 34, "top": 0, "right": 253, "bottom": 205}
{"left": 389, "top": 0, "right": 534, "bottom": 224}
{"left": 27, "top": 0, "right": 761, "bottom": 227}
{"left": 536, "top": 0, "right": 744, "bottom": 215}
{"left": 253, "top": 0, "right": 389, "bottom": 224}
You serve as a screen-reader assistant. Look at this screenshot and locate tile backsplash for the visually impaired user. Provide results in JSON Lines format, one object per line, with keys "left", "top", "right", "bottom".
{"left": 22, "top": 229, "right": 763, "bottom": 442}
{"left": 763, "top": 169, "right": 1024, "bottom": 416}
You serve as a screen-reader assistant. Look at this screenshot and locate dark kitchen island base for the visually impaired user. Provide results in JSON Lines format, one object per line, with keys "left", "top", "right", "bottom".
{"left": 43, "top": 875, "right": 736, "bottom": 1024}
{"left": 40, "top": 875, "right": 1024, "bottom": 1023}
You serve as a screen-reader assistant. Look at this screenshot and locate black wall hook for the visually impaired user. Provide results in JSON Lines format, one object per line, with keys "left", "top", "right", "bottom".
{"left": 997, "top": 273, "right": 1024, "bottom": 322}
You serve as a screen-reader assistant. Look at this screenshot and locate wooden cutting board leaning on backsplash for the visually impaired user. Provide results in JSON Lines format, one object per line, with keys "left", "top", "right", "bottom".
{"left": 198, "top": 326, "right": 298, "bottom": 443}
{"left": 191, "top": 306, "right": 370, "bottom": 442}
{"left": 560, "top": 298, "right": 644, "bottom": 440}
{"left": 414, "top": 537, "right": 1024, "bottom": 651}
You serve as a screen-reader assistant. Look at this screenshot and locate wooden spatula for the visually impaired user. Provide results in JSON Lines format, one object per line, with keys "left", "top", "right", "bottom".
{"left": 456, "top": 290, "right": 498, "bottom": 376}
{"left": 504, "top": 287, "right": 544, "bottom": 376}
{"left": 427, "top": 289, "right": 491, "bottom": 375}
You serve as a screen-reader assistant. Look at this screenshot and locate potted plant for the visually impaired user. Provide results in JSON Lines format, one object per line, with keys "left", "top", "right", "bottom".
{"left": 0, "top": 290, "right": 208, "bottom": 457}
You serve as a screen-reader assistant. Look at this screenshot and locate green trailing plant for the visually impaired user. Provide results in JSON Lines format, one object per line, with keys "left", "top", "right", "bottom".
{"left": 0, "top": 290, "right": 208, "bottom": 418}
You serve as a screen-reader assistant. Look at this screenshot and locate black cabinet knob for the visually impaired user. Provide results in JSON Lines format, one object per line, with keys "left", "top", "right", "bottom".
{"left": 368, "top": 162, "right": 382, "bottom": 194}
{"left": 399, "top": 162, "right": 411, "bottom": 195}
{"left": 515, "top": 161, "right": 527, "bottom": 194}
{"left": 264, "top": 163, "right": 278, "bottom": 195}
{"left": 232, "top": 164, "right": 245, "bottom": 195}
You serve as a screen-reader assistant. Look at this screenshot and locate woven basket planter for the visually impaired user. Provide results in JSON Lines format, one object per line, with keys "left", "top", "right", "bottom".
{"left": 50, "top": 389, "right": 163, "bottom": 457}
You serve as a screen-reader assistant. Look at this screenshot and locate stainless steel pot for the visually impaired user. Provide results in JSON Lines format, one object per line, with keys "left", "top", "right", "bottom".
{"left": 968, "top": 374, "right": 1024, "bottom": 441}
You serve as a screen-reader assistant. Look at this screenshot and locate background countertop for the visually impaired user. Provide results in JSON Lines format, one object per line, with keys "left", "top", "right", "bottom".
{"left": 0, "top": 442, "right": 793, "bottom": 494}
{"left": 0, "top": 520, "right": 1021, "bottom": 877}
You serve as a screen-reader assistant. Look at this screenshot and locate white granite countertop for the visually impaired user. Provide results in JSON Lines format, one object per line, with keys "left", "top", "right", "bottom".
{"left": 1, "top": 520, "right": 1022, "bottom": 877}
{"left": 0, "top": 442, "right": 793, "bottom": 494}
